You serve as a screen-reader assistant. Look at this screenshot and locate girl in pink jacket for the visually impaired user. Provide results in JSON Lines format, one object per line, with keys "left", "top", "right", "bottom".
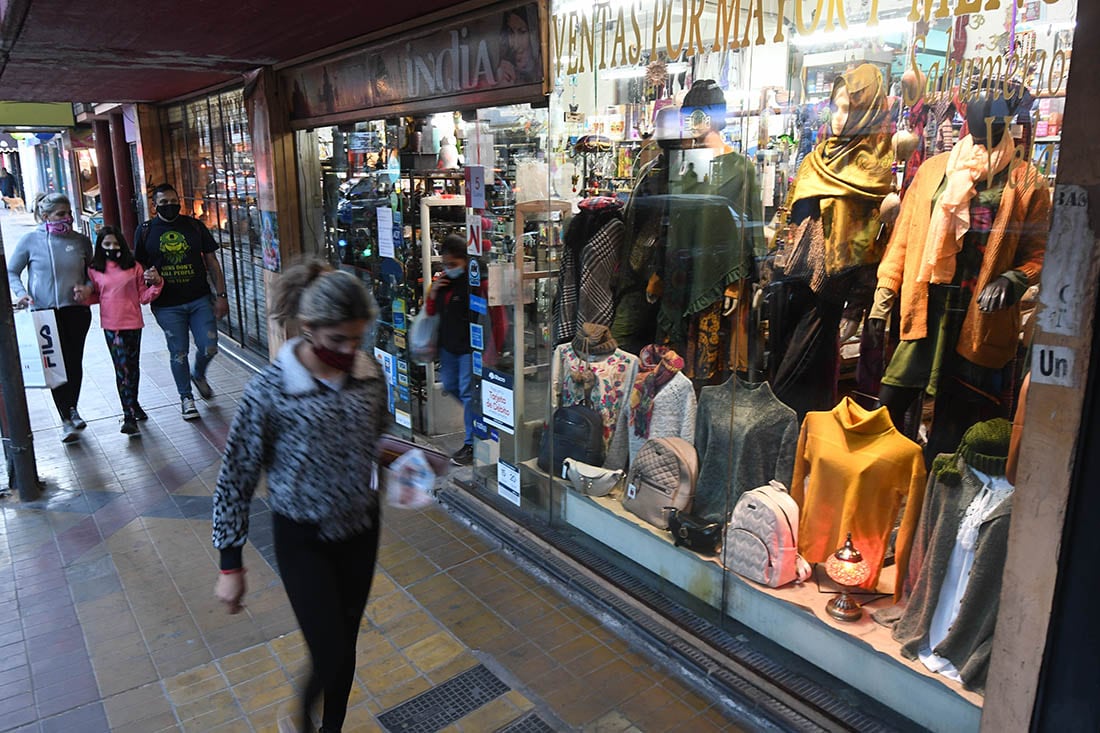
{"left": 87, "top": 226, "right": 163, "bottom": 435}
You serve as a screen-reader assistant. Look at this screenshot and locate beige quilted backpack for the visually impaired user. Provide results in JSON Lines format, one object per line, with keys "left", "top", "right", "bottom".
{"left": 622, "top": 437, "right": 699, "bottom": 529}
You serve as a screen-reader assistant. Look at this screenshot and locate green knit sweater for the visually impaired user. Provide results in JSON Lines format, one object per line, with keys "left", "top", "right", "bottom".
{"left": 873, "top": 456, "right": 1012, "bottom": 694}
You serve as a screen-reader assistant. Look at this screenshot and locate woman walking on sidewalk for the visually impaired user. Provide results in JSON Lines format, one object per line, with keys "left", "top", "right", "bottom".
{"left": 212, "top": 260, "right": 387, "bottom": 733}
{"left": 86, "top": 226, "right": 163, "bottom": 435}
{"left": 6, "top": 192, "right": 94, "bottom": 443}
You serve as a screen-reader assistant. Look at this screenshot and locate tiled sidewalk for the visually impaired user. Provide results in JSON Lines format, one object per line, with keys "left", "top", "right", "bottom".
{"left": 0, "top": 312, "right": 754, "bottom": 732}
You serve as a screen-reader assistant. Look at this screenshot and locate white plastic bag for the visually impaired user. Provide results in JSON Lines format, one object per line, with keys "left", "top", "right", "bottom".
{"left": 408, "top": 311, "right": 439, "bottom": 366}
{"left": 386, "top": 448, "right": 436, "bottom": 509}
{"left": 14, "top": 308, "right": 67, "bottom": 389}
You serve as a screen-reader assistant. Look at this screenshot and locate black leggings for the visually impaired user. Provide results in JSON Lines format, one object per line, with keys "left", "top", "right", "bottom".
{"left": 273, "top": 512, "right": 380, "bottom": 732}
{"left": 51, "top": 306, "right": 92, "bottom": 420}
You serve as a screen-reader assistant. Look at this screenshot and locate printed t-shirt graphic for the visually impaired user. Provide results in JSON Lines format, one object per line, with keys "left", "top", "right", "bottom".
{"left": 135, "top": 217, "right": 219, "bottom": 307}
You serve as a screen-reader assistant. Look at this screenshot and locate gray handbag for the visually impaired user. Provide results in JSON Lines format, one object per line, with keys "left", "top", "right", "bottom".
{"left": 562, "top": 457, "right": 624, "bottom": 497}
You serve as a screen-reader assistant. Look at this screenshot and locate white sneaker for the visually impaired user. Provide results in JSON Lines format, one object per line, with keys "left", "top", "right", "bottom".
{"left": 60, "top": 420, "right": 80, "bottom": 443}
{"left": 181, "top": 397, "right": 200, "bottom": 420}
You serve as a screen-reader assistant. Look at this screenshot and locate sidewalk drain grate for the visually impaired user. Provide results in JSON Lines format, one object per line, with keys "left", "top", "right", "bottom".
{"left": 495, "top": 711, "right": 555, "bottom": 733}
{"left": 377, "top": 663, "right": 509, "bottom": 733}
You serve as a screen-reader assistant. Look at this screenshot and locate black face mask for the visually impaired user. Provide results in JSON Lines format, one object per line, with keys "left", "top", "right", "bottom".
{"left": 105, "top": 249, "right": 122, "bottom": 260}
{"left": 156, "top": 203, "right": 181, "bottom": 220}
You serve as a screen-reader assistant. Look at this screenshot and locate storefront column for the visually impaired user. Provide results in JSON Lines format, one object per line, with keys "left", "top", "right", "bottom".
{"left": 92, "top": 119, "right": 120, "bottom": 229}
{"left": 134, "top": 104, "right": 167, "bottom": 201}
{"left": 244, "top": 67, "right": 302, "bottom": 357}
{"left": 109, "top": 111, "right": 137, "bottom": 239}
{"left": 982, "top": 0, "right": 1100, "bottom": 728}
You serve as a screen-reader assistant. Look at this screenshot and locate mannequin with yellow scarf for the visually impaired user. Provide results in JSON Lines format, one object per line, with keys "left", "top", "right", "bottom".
{"left": 870, "top": 84, "right": 1048, "bottom": 462}
{"left": 768, "top": 64, "right": 894, "bottom": 417}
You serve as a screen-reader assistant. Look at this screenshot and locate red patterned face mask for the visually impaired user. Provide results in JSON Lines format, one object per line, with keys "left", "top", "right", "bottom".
{"left": 312, "top": 344, "right": 355, "bottom": 372}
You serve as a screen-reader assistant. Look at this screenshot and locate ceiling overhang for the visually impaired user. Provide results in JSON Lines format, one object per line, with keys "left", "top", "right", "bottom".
{"left": 0, "top": 0, "right": 470, "bottom": 104}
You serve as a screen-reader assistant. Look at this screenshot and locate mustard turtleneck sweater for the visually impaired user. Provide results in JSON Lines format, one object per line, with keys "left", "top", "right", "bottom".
{"left": 791, "top": 397, "right": 927, "bottom": 598}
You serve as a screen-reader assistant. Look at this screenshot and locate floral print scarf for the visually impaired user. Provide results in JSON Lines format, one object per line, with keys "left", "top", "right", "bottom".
{"left": 629, "top": 345, "right": 684, "bottom": 438}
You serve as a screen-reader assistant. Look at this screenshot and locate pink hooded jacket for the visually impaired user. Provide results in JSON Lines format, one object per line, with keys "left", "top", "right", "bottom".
{"left": 87, "top": 262, "right": 163, "bottom": 330}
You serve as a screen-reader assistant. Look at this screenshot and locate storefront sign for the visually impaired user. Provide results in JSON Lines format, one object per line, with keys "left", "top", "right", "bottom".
{"left": 473, "top": 418, "right": 491, "bottom": 440}
{"left": 1038, "top": 185, "right": 1090, "bottom": 337}
{"left": 347, "top": 131, "right": 380, "bottom": 152}
{"left": 467, "top": 211, "right": 484, "bottom": 256}
{"left": 472, "top": 349, "right": 484, "bottom": 376}
{"left": 377, "top": 207, "right": 395, "bottom": 259}
{"left": 286, "top": 2, "right": 544, "bottom": 123}
{"left": 1029, "top": 343, "right": 1073, "bottom": 387}
{"left": 469, "top": 258, "right": 482, "bottom": 287}
{"left": 551, "top": 0, "right": 1071, "bottom": 104}
{"left": 482, "top": 369, "right": 515, "bottom": 434}
{"left": 470, "top": 294, "right": 488, "bottom": 315}
{"left": 261, "top": 211, "right": 280, "bottom": 272}
{"left": 498, "top": 460, "right": 522, "bottom": 506}
{"left": 395, "top": 409, "right": 413, "bottom": 429}
{"left": 466, "top": 166, "right": 486, "bottom": 209}
{"left": 470, "top": 323, "right": 485, "bottom": 351}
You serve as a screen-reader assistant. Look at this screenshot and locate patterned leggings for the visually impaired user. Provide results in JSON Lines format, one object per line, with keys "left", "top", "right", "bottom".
{"left": 104, "top": 329, "right": 142, "bottom": 418}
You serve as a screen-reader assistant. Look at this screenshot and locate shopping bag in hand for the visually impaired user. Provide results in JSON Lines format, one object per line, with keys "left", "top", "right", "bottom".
{"left": 14, "top": 309, "right": 67, "bottom": 389}
{"left": 408, "top": 311, "right": 439, "bottom": 365}
{"left": 386, "top": 449, "right": 436, "bottom": 509}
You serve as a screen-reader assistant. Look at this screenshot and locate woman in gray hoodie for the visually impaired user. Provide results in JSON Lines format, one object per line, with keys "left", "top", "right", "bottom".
{"left": 7, "top": 192, "right": 94, "bottom": 443}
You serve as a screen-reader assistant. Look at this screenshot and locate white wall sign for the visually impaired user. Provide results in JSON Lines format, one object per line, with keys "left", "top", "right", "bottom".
{"left": 1038, "top": 185, "right": 1091, "bottom": 337}
{"left": 481, "top": 369, "right": 514, "bottom": 435}
{"left": 497, "top": 461, "right": 521, "bottom": 507}
{"left": 377, "top": 206, "right": 395, "bottom": 259}
{"left": 466, "top": 211, "right": 483, "bottom": 256}
{"left": 1031, "top": 345, "right": 1076, "bottom": 388}
{"left": 465, "top": 165, "right": 485, "bottom": 210}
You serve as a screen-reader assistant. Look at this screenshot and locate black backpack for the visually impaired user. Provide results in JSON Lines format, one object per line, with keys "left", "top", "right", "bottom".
{"left": 538, "top": 404, "right": 605, "bottom": 476}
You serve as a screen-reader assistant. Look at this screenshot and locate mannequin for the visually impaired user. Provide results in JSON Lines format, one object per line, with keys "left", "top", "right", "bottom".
{"left": 791, "top": 397, "right": 926, "bottom": 593}
{"left": 647, "top": 80, "right": 761, "bottom": 383}
{"left": 554, "top": 197, "right": 625, "bottom": 344}
{"left": 873, "top": 418, "right": 1014, "bottom": 693}
{"left": 693, "top": 375, "right": 798, "bottom": 522}
{"left": 549, "top": 323, "right": 639, "bottom": 469}
{"left": 623, "top": 345, "right": 697, "bottom": 461}
{"left": 767, "top": 64, "right": 894, "bottom": 417}
{"left": 870, "top": 85, "right": 1047, "bottom": 459}
{"left": 612, "top": 152, "right": 667, "bottom": 355}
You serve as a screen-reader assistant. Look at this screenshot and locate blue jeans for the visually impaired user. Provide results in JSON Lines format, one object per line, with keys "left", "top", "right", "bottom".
{"left": 439, "top": 349, "right": 474, "bottom": 445}
{"left": 152, "top": 296, "right": 219, "bottom": 398}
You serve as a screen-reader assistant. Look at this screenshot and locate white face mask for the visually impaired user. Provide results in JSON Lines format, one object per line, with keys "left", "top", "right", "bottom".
{"left": 444, "top": 266, "right": 465, "bottom": 279}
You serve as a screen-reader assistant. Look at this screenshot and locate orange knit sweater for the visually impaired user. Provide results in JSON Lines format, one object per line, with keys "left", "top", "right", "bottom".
{"left": 791, "top": 398, "right": 927, "bottom": 599}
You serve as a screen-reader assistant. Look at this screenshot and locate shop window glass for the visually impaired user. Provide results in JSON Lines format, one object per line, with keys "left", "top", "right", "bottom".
{"left": 541, "top": 0, "right": 1078, "bottom": 729}
{"left": 313, "top": 109, "right": 551, "bottom": 492}
{"left": 162, "top": 89, "right": 268, "bottom": 357}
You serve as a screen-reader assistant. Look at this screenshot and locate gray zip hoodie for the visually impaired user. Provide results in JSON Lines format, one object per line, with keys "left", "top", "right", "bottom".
{"left": 7, "top": 226, "right": 93, "bottom": 310}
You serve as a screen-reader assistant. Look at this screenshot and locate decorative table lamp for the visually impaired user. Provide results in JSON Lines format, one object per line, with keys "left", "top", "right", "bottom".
{"left": 824, "top": 533, "right": 871, "bottom": 622}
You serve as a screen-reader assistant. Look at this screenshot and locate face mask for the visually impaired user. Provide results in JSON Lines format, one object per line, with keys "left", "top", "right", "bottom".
{"left": 445, "top": 266, "right": 465, "bottom": 279}
{"left": 157, "top": 203, "right": 181, "bottom": 220}
{"left": 105, "top": 249, "right": 122, "bottom": 260}
{"left": 312, "top": 344, "right": 356, "bottom": 373}
{"left": 45, "top": 217, "right": 73, "bottom": 235}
